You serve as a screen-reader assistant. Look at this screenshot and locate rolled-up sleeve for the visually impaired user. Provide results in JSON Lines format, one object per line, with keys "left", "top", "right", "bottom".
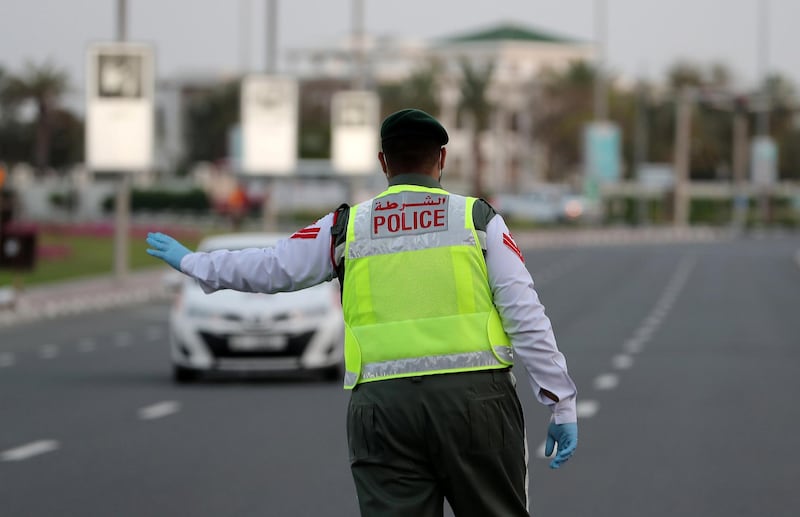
{"left": 180, "top": 213, "right": 337, "bottom": 294}
{"left": 485, "top": 214, "right": 577, "bottom": 424}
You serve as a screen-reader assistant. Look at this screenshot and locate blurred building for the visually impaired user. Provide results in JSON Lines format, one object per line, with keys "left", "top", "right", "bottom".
{"left": 286, "top": 22, "right": 592, "bottom": 192}
{"left": 155, "top": 22, "right": 591, "bottom": 194}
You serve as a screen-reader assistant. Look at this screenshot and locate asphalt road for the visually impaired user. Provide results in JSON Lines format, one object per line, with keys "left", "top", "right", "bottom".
{"left": 1, "top": 234, "right": 799, "bottom": 516}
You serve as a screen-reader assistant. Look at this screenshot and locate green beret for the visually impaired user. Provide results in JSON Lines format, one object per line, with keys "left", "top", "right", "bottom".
{"left": 380, "top": 109, "right": 449, "bottom": 146}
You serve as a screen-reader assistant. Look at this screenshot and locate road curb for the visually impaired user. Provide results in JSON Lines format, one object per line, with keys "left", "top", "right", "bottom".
{"left": 512, "top": 226, "right": 730, "bottom": 248}
{"left": 0, "top": 268, "right": 173, "bottom": 329}
{"left": 0, "top": 229, "right": 791, "bottom": 330}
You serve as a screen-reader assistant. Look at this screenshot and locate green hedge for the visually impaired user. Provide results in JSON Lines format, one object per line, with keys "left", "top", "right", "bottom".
{"left": 604, "top": 195, "right": 800, "bottom": 227}
{"left": 103, "top": 188, "right": 211, "bottom": 214}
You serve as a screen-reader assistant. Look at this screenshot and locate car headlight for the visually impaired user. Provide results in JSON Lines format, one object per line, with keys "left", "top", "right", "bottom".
{"left": 563, "top": 199, "right": 584, "bottom": 219}
{"left": 185, "top": 306, "right": 227, "bottom": 321}
{"left": 275, "top": 305, "right": 331, "bottom": 322}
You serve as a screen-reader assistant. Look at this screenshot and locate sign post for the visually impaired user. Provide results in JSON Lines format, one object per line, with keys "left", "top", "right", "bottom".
{"left": 583, "top": 121, "right": 621, "bottom": 219}
{"left": 86, "top": 43, "right": 155, "bottom": 171}
{"left": 751, "top": 135, "right": 778, "bottom": 225}
{"left": 240, "top": 75, "right": 299, "bottom": 230}
{"left": 86, "top": 42, "right": 154, "bottom": 279}
{"left": 331, "top": 91, "right": 380, "bottom": 178}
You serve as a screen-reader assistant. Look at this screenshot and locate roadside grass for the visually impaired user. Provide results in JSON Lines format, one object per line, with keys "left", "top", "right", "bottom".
{"left": 0, "top": 224, "right": 205, "bottom": 288}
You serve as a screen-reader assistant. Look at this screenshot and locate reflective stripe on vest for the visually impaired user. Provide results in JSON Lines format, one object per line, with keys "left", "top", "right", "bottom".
{"left": 343, "top": 346, "right": 513, "bottom": 387}
{"left": 341, "top": 185, "right": 513, "bottom": 389}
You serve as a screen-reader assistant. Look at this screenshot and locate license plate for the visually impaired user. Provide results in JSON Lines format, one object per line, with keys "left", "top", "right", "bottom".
{"left": 229, "top": 334, "right": 288, "bottom": 351}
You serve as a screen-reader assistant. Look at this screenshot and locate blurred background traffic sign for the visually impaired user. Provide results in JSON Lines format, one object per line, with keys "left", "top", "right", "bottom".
{"left": 85, "top": 42, "right": 155, "bottom": 172}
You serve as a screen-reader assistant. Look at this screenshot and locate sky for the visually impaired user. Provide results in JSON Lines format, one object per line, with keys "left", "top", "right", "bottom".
{"left": 2, "top": 0, "right": 799, "bottom": 95}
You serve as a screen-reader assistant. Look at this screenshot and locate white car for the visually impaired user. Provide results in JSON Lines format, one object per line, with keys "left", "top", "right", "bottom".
{"left": 168, "top": 233, "right": 344, "bottom": 383}
{"left": 491, "top": 185, "right": 604, "bottom": 224}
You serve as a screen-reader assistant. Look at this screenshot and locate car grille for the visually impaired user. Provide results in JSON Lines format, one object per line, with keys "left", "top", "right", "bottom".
{"left": 200, "top": 330, "right": 316, "bottom": 358}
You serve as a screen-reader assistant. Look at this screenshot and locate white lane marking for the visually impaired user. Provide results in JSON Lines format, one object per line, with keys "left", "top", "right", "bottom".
{"left": 138, "top": 401, "right": 181, "bottom": 420}
{"left": 78, "top": 338, "right": 96, "bottom": 353}
{"left": 1, "top": 440, "right": 60, "bottom": 461}
{"left": 620, "top": 255, "right": 697, "bottom": 357}
{"left": 0, "top": 352, "right": 15, "bottom": 367}
{"left": 593, "top": 373, "right": 619, "bottom": 391}
{"left": 39, "top": 344, "right": 59, "bottom": 360}
{"left": 652, "top": 307, "right": 670, "bottom": 320}
{"left": 634, "top": 326, "right": 655, "bottom": 342}
{"left": 643, "top": 314, "right": 663, "bottom": 328}
{"left": 623, "top": 338, "right": 644, "bottom": 354}
{"left": 576, "top": 400, "right": 599, "bottom": 419}
{"left": 114, "top": 332, "right": 133, "bottom": 348}
{"left": 612, "top": 354, "right": 634, "bottom": 370}
{"left": 145, "top": 326, "right": 164, "bottom": 341}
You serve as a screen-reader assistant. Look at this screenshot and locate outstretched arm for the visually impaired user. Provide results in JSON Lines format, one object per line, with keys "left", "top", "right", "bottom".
{"left": 146, "top": 216, "right": 338, "bottom": 295}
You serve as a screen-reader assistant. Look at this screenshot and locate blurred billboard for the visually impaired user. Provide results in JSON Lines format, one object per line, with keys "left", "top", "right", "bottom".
{"left": 331, "top": 91, "right": 380, "bottom": 175}
{"left": 241, "top": 75, "right": 299, "bottom": 175}
{"left": 750, "top": 136, "right": 778, "bottom": 186}
{"left": 85, "top": 43, "right": 155, "bottom": 172}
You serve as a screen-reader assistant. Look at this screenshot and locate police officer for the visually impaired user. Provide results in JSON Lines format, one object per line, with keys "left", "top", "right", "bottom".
{"left": 146, "top": 109, "right": 578, "bottom": 517}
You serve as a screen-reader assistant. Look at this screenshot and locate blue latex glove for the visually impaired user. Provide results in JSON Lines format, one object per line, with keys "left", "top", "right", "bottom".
{"left": 545, "top": 421, "right": 578, "bottom": 469}
{"left": 146, "top": 232, "right": 192, "bottom": 271}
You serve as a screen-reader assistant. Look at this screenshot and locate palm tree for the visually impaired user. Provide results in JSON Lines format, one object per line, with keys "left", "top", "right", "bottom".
{"left": 378, "top": 60, "right": 442, "bottom": 117}
{"left": 2, "top": 61, "right": 69, "bottom": 172}
{"left": 532, "top": 61, "right": 596, "bottom": 182}
{"left": 183, "top": 79, "right": 240, "bottom": 166}
{"left": 458, "top": 60, "right": 493, "bottom": 198}
{"left": 763, "top": 73, "right": 800, "bottom": 180}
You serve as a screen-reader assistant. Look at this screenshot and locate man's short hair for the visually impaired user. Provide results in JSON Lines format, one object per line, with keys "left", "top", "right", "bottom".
{"left": 380, "top": 109, "right": 447, "bottom": 174}
{"left": 382, "top": 137, "right": 441, "bottom": 174}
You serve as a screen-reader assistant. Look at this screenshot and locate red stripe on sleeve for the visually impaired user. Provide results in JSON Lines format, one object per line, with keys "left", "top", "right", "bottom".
{"left": 291, "top": 226, "right": 321, "bottom": 239}
{"left": 503, "top": 233, "right": 524, "bottom": 263}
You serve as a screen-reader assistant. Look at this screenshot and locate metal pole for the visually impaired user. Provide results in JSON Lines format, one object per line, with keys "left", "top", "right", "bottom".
{"left": 265, "top": 0, "right": 278, "bottom": 74}
{"left": 593, "top": 0, "right": 608, "bottom": 121}
{"left": 261, "top": 0, "right": 279, "bottom": 232}
{"left": 756, "top": 0, "right": 770, "bottom": 136}
{"left": 672, "top": 88, "right": 693, "bottom": 228}
{"left": 114, "top": 174, "right": 131, "bottom": 279}
{"left": 0, "top": 167, "right": 5, "bottom": 244}
{"left": 114, "top": 0, "right": 130, "bottom": 280}
{"left": 352, "top": 0, "right": 366, "bottom": 90}
{"left": 240, "top": 0, "right": 252, "bottom": 73}
{"left": 732, "top": 107, "right": 749, "bottom": 229}
{"left": 756, "top": 0, "right": 771, "bottom": 225}
{"left": 116, "top": 0, "right": 128, "bottom": 41}
{"left": 633, "top": 81, "right": 649, "bottom": 225}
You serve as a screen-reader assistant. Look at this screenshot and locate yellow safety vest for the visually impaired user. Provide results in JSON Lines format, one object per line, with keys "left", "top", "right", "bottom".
{"left": 341, "top": 184, "right": 513, "bottom": 389}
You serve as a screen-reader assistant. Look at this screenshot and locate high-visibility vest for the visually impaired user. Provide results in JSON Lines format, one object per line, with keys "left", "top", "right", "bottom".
{"left": 341, "top": 184, "right": 513, "bottom": 389}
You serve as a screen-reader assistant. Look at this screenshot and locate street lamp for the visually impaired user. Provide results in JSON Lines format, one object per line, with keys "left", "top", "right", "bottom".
{"left": 351, "top": 0, "right": 367, "bottom": 89}
{"left": 114, "top": 0, "right": 131, "bottom": 280}
{"left": 756, "top": 0, "right": 770, "bottom": 137}
{"left": 593, "top": 0, "right": 608, "bottom": 121}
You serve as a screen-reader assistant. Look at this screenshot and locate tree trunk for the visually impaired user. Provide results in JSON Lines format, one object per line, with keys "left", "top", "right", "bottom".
{"left": 472, "top": 133, "right": 483, "bottom": 198}
{"left": 34, "top": 98, "right": 51, "bottom": 172}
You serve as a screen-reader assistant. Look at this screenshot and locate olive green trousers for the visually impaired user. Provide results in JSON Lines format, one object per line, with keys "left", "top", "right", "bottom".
{"left": 347, "top": 369, "right": 529, "bottom": 517}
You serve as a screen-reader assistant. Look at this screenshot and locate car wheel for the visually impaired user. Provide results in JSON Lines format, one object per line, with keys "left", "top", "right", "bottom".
{"left": 173, "top": 364, "right": 199, "bottom": 383}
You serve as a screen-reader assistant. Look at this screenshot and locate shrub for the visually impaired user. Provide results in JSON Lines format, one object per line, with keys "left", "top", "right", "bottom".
{"left": 102, "top": 188, "right": 211, "bottom": 214}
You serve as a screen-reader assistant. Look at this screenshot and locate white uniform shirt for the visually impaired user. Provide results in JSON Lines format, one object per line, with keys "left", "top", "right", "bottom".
{"left": 181, "top": 199, "right": 577, "bottom": 424}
